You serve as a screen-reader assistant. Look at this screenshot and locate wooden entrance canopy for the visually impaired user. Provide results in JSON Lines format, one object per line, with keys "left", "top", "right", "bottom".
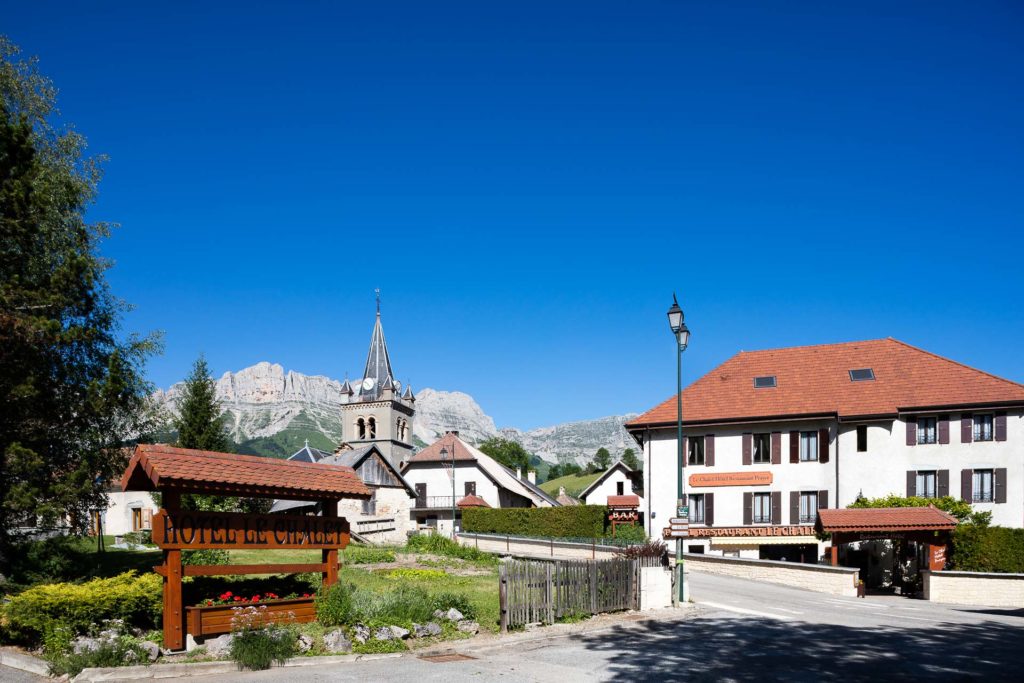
{"left": 816, "top": 505, "right": 957, "bottom": 569}
{"left": 121, "top": 444, "right": 371, "bottom": 651}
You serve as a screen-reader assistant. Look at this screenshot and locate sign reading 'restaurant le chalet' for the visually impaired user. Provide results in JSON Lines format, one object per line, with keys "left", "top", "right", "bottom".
{"left": 152, "top": 511, "right": 350, "bottom": 549}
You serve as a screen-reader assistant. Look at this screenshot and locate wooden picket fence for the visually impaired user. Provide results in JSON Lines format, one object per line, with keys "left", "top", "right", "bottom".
{"left": 499, "top": 557, "right": 638, "bottom": 631}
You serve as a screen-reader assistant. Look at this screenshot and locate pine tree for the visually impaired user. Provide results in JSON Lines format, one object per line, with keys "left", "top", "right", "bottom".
{"left": 622, "top": 448, "right": 641, "bottom": 471}
{"left": 174, "top": 355, "right": 230, "bottom": 453}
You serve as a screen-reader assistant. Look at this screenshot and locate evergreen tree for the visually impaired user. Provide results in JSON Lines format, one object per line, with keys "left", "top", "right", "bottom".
{"left": 1, "top": 38, "right": 158, "bottom": 560}
{"left": 546, "top": 464, "right": 563, "bottom": 480}
{"left": 592, "top": 447, "right": 612, "bottom": 471}
{"left": 622, "top": 448, "right": 641, "bottom": 471}
{"left": 174, "top": 355, "right": 235, "bottom": 512}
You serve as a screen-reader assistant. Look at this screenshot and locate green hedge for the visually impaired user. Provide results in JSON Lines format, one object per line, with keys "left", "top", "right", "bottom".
{"left": 463, "top": 505, "right": 607, "bottom": 539}
{"left": 2, "top": 571, "right": 161, "bottom": 643}
{"left": 952, "top": 525, "right": 1024, "bottom": 573}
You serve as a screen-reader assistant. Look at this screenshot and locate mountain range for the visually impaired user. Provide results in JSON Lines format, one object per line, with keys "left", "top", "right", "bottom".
{"left": 152, "top": 362, "right": 639, "bottom": 466}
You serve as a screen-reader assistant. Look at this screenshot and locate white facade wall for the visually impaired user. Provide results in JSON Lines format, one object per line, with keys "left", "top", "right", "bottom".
{"left": 338, "top": 486, "right": 413, "bottom": 545}
{"left": 582, "top": 470, "right": 645, "bottom": 509}
{"left": 102, "top": 491, "right": 159, "bottom": 536}
{"left": 642, "top": 409, "right": 1024, "bottom": 557}
{"left": 403, "top": 462, "right": 502, "bottom": 508}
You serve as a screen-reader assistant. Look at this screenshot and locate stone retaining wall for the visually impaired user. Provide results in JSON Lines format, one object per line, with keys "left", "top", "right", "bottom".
{"left": 683, "top": 553, "right": 859, "bottom": 597}
{"left": 457, "top": 533, "right": 622, "bottom": 561}
{"left": 923, "top": 570, "right": 1024, "bottom": 607}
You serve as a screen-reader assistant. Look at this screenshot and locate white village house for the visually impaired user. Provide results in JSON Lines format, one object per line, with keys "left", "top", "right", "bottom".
{"left": 628, "top": 338, "right": 1024, "bottom": 570}
{"left": 401, "top": 431, "right": 559, "bottom": 537}
{"left": 578, "top": 461, "right": 645, "bottom": 509}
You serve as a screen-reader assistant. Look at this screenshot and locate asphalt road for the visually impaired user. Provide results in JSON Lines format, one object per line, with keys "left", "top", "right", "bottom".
{"left": 190, "top": 572, "right": 1024, "bottom": 682}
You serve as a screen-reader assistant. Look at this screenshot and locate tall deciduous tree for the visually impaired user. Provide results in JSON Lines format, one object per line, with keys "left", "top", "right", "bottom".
{"left": 1, "top": 37, "right": 158, "bottom": 560}
{"left": 478, "top": 437, "right": 531, "bottom": 474}
{"left": 592, "top": 447, "right": 612, "bottom": 471}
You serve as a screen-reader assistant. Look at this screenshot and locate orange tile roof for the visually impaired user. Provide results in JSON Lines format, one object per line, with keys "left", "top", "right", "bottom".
{"left": 457, "top": 494, "right": 490, "bottom": 508}
{"left": 405, "top": 434, "right": 477, "bottom": 463}
{"left": 121, "top": 444, "right": 371, "bottom": 500}
{"left": 607, "top": 495, "right": 641, "bottom": 508}
{"left": 817, "top": 506, "right": 957, "bottom": 533}
{"left": 629, "top": 338, "right": 1024, "bottom": 427}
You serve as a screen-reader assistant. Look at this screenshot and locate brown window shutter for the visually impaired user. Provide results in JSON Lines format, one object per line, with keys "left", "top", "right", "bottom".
{"left": 705, "top": 493, "right": 714, "bottom": 526}
{"left": 705, "top": 435, "right": 715, "bottom": 467}
{"left": 742, "top": 492, "right": 753, "bottom": 525}
{"left": 142, "top": 509, "right": 153, "bottom": 530}
{"left": 906, "top": 471, "right": 916, "bottom": 497}
{"left": 818, "top": 427, "right": 829, "bottom": 463}
{"left": 789, "top": 492, "right": 800, "bottom": 525}
{"left": 937, "top": 470, "right": 949, "bottom": 498}
{"left": 742, "top": 433, "right": 752, "bottom": 466}
{"left": 995, "top": 412, "right": 1007, "bottom": 441}
{"left": 771, "top": 432, "right": 782, "bottom": 465}
{"left": 817, "top": 489, "right": 828, "bottom": 509}
{"left": 789, "top": 431, "right": 799, "bottom": 463}
{"left": 938, "top": 416, "right": 950, "bottom": 445}
{"left": 961, "top": 414, "right": 973, "bottom": 444}
{"left": 906, "top": 418, "right": 917, "bottom": 446}
{"left": 961, "top": 469, "right": 973, "bottom": 501}
{"left": 995, "top": 468, "right": 1007, "bottom": 503}
{"left": 771, "top": 491, "right": 782, "bottom": 524}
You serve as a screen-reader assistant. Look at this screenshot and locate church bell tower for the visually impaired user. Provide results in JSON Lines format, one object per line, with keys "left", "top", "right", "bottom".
{"left": 339, "top": 292, "right": 416, "bottom": 465}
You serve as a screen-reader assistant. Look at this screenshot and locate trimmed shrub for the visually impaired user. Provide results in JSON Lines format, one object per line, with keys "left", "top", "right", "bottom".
{"left": 952, "top": 524, "right": 1024, "bottom": 573}
{"left": 3, "top": 571, "right": 161, "bottom": 643}
{"left": 609, "top": 524, "right": 646, "bottom": 543}
{"left": 463, "top": 505, "right": 607, "bottom": 539}
{"left": 315, "top": 582, "right": 355, "bottom": 627}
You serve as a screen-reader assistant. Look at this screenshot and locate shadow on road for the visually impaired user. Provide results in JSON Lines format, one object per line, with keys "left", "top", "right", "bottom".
{"left": 579, "top": 614, "right": 1023, "bottom": 682}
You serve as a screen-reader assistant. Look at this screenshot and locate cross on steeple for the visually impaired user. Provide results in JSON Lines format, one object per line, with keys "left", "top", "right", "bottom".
{"left": 360, "top": 290, "right": 395, "bottom": 400}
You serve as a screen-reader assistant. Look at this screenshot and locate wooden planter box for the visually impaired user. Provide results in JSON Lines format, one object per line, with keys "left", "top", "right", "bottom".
{"left": 186, "top": 598, "right": 317, "bottom": 638}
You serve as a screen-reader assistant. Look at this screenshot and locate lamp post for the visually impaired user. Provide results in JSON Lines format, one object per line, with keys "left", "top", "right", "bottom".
{"left": 667, "top": 294, "right": 691, "bottom": 606}
{"left": 441, "top": 445, "right": 457, "bottom": 539}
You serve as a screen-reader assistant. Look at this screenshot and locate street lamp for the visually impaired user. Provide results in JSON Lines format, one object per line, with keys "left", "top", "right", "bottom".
{"left": 667, "top": 294, "right": 691, "bottom": 606}
{"left": 441, "top": 445, "right": 457, "bottom": 539}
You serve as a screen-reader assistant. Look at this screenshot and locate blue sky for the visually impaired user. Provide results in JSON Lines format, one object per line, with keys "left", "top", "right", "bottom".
{"left": 4, "top": 1, "right": 1022, "bottom": 430}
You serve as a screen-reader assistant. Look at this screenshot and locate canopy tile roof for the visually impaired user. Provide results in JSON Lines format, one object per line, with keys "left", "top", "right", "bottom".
{"left": 816, "top": 506, "right": 958, "bottom": 533}
{"left": 457, "top": 494, "right": 490, "bottom": 508}
{"left": 629, "top": 338, "right": 1024, "bottom": 427}
{"left": 121, "top": 444, "right": 371, "bottom": 500}
{"left": 607, "top": 495, "right": 641, "bottom": 508}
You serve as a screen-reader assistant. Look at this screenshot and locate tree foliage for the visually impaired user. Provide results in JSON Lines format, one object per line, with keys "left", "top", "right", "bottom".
{"left": 848, "top": 494, "right": 991, "bottom": 526}
{"left": 591, "top": 447, "right": 611, "bottom": 472}
{"left": 0, "top": 37, "right": 158, "bottom": 559}
{"left": 621, "top": 448, "right": 641, "bottom": 471}
{"left": 477, "top": 436, "right": 531, "bottom": 473}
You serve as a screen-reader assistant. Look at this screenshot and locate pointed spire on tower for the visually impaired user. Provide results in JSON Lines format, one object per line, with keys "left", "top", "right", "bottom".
{"left": 359, "top": 290, "right": 395, "bottom": 401}
{"left": 402, "top": 383, "right": 415, "bottom": 401}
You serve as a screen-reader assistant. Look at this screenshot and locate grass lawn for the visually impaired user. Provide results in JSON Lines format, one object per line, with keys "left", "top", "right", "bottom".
{"left": 540, "top": 471, "right": 603, "bottom": 498}
{"left": 229, "top": 548, "right": 321, "bottom": 565}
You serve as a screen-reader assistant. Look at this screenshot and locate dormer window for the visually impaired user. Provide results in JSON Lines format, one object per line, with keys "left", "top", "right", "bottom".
{"left": 849, "top": 368, "right": 875, "bottom": 382}
{"left": 753, "top": 376, "right": 777, "bottom": 389}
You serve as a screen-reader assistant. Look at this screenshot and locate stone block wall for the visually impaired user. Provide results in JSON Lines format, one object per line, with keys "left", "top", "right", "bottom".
{"left": 923, "top": 570, "right": 1024, "bottom": 607}
{"left": 683, "top": 553, "right": 858, "bottom": 597}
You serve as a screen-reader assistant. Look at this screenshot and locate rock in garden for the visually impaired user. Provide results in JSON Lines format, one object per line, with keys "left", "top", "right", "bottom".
{"left": 323, "top": 629, "right": 352, "bottom": 653}
{"left": 413, "top": 622, "right": 443, "bottom": 638}
{"left": 204, "top": 633, "right": 234, "bottom": 658}
{"left": 374, "top": 627, "right": 395, "bottom": 641}
{"left": 297, "top": 634, "right": 314, "bottom": 653}
{"left": 432, "top": 609, "right": 446, "bottom": 619}
{"left": 457, "top": 621, "right": 479, "bottom": 635}
{"left": 352, "top": 624, "right": 371, "bottom": 644}
{"left": 140, "top": 641, "right": 160, "bottom": 662}
{"left": 445, "top": 608, "right": 465, "bottom": 622}
{"left": 71, "top": 637, "right": 102, "bottom": 655}
{"left": 389, "top": 625, "right": 410, "bottom": 640}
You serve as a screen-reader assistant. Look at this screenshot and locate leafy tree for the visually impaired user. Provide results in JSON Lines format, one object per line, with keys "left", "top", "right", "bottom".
{"left": 848, "top": 494, "right": 991, "bottom": 526}
{"left": 560, "top": 462, "right": 583, "bottom": 477}
{"left": 0, "top": 38, "right": 158, "bottom": 561}
{"left": 477, "top": 437, "right": 531, "bottom": 473}
{"left": 592, "top": 447, "right": 612, "bottom": 471}
{"left": 546, "top": 464, "right": 562, "bottom": 481}
{"left": 621, "top": 448, "right": 641, "bottom": 471}
{"left": 174, "top": 355, "right": 235, "bottom": 512}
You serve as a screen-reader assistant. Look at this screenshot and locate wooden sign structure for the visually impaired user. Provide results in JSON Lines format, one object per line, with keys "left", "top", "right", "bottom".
{"left": 120, "top": 445, "right": 371, "bottom": 651}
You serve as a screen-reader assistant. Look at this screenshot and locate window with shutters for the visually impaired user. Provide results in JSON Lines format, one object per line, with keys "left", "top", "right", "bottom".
{"left": 688, "top": 437, "right": 705, "bottom": 465}
{"left": 916, "top": 471, "right": 937, "bottom": 499}
{"left": 799, "top": 492, "right": 818, "bottom": 523}
{"left": 753, "top": 493, "right": 772, "bottom": 524}
{"left": 917, "top": 417, "right": 937, "bottom": 444}
{"left": 799, "top": 431, "right": 818, "bottom": 462}
{"left": 973, "top": 470, "right": 994, "bottom": 502}
{"left": 752, "top": 434, "right": 771, "bottom": 464}
{"left": 856, "top": 425, "right": 867, "bottom": 452}
{"left": 688, "top": 494, "right": 705, "bottom": 524}
{"left": 131, "top": 508, "right": 143, "bottom": 532}
{"left": 973, "top": 414, "right": 994, "bottom": 442}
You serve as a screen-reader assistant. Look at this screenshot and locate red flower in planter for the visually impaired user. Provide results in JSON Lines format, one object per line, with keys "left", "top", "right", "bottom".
{"left": 302, "top": 593, "right": 311, "bottom": 598}
{"left": 233, "top": 596, "right": 242, "bottom": 602}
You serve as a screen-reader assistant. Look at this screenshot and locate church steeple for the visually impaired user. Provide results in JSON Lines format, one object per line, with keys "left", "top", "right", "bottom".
{"left": 359, "top": 289, "right": 395, "bottom": 401}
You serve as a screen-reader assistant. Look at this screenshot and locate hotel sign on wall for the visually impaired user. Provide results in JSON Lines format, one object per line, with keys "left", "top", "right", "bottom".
{"left": 689, "top": 471, "right": 773, "bottom": 487}
{"left": 152, "top": 511, "right": 350, "bottom": 549}
{"left": 688, "top": 526, "right": 815, "bottom": 538}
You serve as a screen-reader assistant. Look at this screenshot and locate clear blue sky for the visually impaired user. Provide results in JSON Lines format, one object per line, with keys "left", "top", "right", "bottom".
{"left": 4, "top": 1, "right": 1022, "bottom": 430}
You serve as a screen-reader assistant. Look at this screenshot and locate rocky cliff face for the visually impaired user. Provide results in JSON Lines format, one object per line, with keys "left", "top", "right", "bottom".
{"left": 154, "top": 363, "right": 637, "bottom": 464}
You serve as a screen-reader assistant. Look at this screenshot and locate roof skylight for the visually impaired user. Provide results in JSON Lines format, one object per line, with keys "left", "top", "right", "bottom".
{"left": 753, "top": 376, "right": 777, "bottom": 389}
{"left": 849, "top": 368, "right": 875, "bottom": 382}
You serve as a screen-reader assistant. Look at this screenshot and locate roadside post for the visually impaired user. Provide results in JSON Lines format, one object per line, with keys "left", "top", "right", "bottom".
{"left": 666, "top": 295, "right": 691, "bottom": 606}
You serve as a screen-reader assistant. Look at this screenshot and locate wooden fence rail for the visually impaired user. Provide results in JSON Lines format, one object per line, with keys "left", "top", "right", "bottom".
{"left": 499, "top": 557, "right": 638, "bottom": 632}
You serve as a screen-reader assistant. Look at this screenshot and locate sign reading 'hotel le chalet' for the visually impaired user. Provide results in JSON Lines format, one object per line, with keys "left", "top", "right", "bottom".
{"left": 152, "top": 511, "right": 350, "bottom": 549}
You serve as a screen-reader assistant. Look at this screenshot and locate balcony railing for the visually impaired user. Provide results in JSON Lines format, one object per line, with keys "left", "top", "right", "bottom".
{"left": 414, "top": 496, "right": 457, "bottom": 509}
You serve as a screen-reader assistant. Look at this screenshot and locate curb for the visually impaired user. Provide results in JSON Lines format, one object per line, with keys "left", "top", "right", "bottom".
{"left": 1, "top": 646, "right": 50, "bottom": 677}
{"left": 72, "top": 652, "right": 404, "bottom": 681}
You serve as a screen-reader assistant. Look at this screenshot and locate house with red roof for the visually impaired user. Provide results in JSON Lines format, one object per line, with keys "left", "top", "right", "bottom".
{"left": 627, "top": 338, "right": 1024, "bottom": 565}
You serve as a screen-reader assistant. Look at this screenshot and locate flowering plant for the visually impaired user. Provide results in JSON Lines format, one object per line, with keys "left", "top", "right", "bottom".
{"left": 196, "top": 590, "right": 312, "bottom": 607}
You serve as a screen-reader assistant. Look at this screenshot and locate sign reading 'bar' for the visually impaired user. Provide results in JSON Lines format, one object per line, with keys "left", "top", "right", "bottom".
{"left": 152, "top": 511, "right": 350, "bottom": 549}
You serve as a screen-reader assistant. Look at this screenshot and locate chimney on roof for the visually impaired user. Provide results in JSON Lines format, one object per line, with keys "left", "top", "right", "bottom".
{"left": 527, "top": 471, "right": 536, "bottom": 484}
{"left": 516, "top": 467, "right": 522, "bottom": 480}
{"left": 559, "top": 486, "right": 567, "bottom": 496}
